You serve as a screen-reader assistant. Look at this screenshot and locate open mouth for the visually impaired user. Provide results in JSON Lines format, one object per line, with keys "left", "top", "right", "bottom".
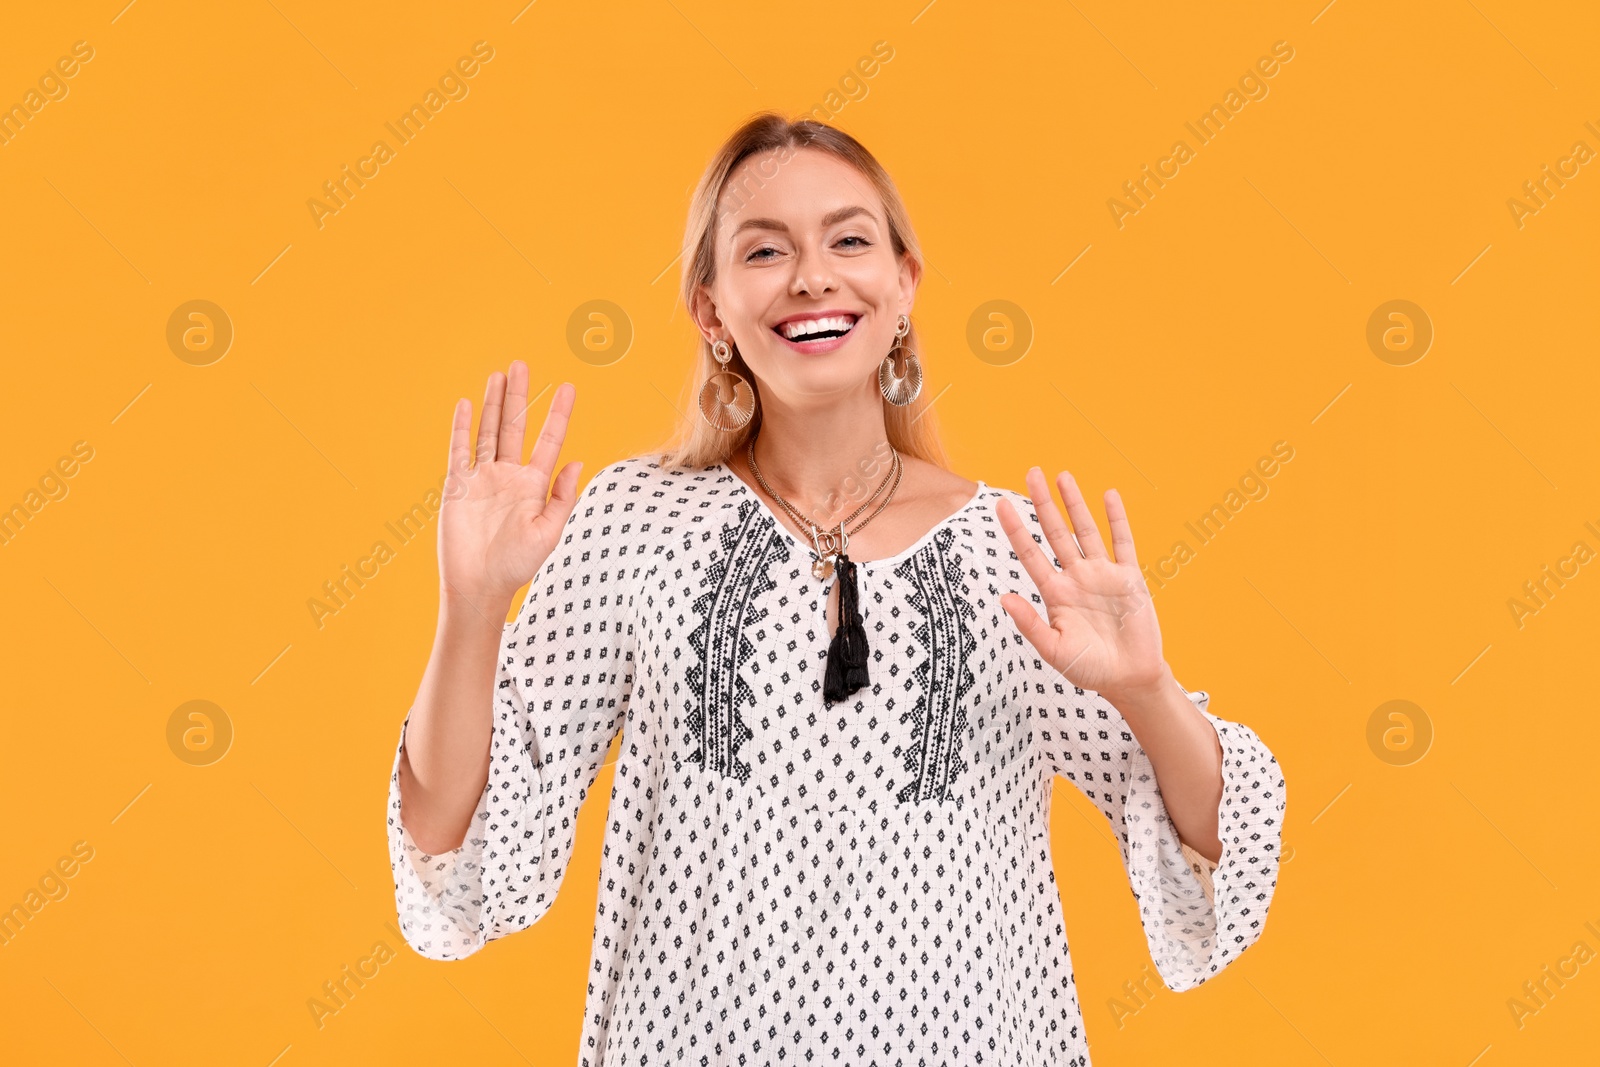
{"left": 772, "top": 313, "right": 859, "bottom": 343}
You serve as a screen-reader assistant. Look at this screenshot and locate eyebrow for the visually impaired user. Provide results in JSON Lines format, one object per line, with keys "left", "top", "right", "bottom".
{"left": 731, "top": 205, "right": 877, "bottom": 237}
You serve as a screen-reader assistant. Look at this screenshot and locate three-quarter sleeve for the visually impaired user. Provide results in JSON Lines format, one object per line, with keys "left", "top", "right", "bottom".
{"left": 1033, "top": 679, "right": 1283, "bottom": 991}
{"left": 386, "top": 462, "right": 643, "bottom": 961}
{"left": 994, "top": 487, "right": 1285, "bottom": 991}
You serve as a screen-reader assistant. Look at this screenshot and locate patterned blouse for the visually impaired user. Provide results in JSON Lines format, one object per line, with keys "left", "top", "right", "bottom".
{"left": 386, "top": 457, "right": 1286, "bottom": 1066}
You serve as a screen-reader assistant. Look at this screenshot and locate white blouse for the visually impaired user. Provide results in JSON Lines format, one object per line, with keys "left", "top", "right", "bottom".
{"left": 387, "top": 458, "right": 1286, "bottom": 1066}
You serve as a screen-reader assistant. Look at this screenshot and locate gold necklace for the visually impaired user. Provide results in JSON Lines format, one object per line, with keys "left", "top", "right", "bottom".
{"left": 743, "top": 435, "right": 901, "bottom": 706}
{"left": 745, "top": 437, "right": 903, "bottom": 580}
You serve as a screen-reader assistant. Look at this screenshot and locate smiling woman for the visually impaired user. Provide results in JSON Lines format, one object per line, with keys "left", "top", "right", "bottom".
{"left": 386, "top": 112, "right": 1286, "bottom": 1067}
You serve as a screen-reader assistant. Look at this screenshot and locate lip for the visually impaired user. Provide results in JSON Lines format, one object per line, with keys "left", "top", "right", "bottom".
{"left": 770, "top": 309, "right": 862, "bottom": 355}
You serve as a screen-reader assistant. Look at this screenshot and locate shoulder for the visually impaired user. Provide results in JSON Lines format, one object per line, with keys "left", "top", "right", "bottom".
{"left": 981, "top": 482, "right": 1041, "bottom": 523}
{"left": 971, "top": 483, "right": 1060, "bottom": 564}
{"left": 579, "top": 456, "right": 665, "bottom": 502}
{"left": 580, "top": 455, "right": 729, "bottom": 498}
{"left": 969, "top": 481, "right": 1046, "bottom": 537}
{"left": 571, "top": 455, "right": 732, "bottom": 534}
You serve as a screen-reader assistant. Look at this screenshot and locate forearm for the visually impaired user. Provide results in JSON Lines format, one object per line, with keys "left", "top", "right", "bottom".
{"left": 397, "top": 587, "right": 514, "bottom": 855}
{"left": 1104, "top": 662, "right": 1225, "bottom": 863}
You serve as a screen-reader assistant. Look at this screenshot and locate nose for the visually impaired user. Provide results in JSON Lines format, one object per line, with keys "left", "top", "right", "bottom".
{"left": 789, "top": 239, "right": 836, "bottom": 297}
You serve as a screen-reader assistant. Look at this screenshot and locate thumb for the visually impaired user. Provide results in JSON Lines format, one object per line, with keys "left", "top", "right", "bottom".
{"left": 1001, "top": 592, "right": 1057, "bottom": 663}
{"left": 534, "top": 459, "right": 583, "bottom": 535}
{"left": 551, "top": 459, "right": 584, "bottom": 512}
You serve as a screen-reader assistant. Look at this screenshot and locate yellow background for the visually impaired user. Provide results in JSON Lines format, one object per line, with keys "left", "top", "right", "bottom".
{"left": 3, "top": 1, "right": 1597, "bottom": 1063}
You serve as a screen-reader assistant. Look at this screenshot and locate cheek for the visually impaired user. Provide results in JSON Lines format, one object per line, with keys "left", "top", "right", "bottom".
{"left": 836, "top": 256, "right": 900, "bottom": 300}
{"left": 715, "top": 267, "right": 777, "bottom": 320}
{"left": 857, "top": 323, "right": 894, "bottom": 358}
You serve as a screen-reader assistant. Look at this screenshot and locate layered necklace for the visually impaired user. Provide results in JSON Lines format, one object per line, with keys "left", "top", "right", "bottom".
{"left": 745, "top": 435, "right": 903, "bottom": 705}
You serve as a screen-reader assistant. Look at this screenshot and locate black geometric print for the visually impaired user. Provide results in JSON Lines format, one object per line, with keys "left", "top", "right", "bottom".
{"left": 386, "top": 456, "right": 1287, "bottom": 1067}
{"left": 894, "top": 525, "right": 977, "bottom": 804}
{"left": 684, "top": 496, "right": 789, "bottom": 782}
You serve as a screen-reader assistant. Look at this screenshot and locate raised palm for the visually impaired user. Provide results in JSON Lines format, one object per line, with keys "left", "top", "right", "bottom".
{"left": 438, "top": 364, "right": 584, "bottom": 618}
{"left": 996, "top": 467, "right": 1168, "bottom": 704}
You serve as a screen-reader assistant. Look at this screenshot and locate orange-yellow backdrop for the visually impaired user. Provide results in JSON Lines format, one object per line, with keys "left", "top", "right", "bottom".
{"left": 3, "top": 1, "right": 1597, "bottom": 1064}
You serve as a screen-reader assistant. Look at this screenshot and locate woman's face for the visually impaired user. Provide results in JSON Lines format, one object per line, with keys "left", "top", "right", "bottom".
{"left": 696, "top": 146, "right": 919, "bottom": 405}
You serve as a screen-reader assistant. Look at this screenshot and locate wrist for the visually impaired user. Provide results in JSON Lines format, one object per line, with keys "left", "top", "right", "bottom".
{"left": 438, "top": 582, "right": 514, "bottom": 630}
{"left": 1102, "top": 660, "right": 1177, "bottom": 716}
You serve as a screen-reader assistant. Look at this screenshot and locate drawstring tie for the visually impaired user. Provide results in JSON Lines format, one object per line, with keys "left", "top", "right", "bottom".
{"left": 823, "top": 552, "right": 869, "bottom": 704}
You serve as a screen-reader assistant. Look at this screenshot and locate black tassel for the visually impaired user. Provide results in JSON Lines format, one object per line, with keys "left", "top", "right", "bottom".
{"left": 823, "top": 553, "right": 870, "bottom": 705}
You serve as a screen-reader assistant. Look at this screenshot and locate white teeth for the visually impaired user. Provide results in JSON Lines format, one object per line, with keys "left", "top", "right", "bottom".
{"left": 778, "top": 315, "right": 857, "bottom": 340}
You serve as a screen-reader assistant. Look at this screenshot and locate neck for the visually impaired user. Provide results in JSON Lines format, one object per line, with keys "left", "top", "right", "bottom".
{"left": 741, "top": 381, "right": 896, "bottom": 525}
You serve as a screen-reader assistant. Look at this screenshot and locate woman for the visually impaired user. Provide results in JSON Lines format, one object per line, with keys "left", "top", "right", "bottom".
{"left": 388, "top": 113, "right": 1285, "bottom": 1066}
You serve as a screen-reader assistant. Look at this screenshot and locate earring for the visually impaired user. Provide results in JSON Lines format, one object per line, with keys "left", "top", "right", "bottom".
{"left": 879, "top": 314, "right": 923, "bottom": 407}
{"left": 698, "top": 338, "right": 756, "bottom": 431}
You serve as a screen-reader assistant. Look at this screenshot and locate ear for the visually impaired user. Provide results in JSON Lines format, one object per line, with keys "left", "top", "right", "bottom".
{"left": 688, "top": 284, "right": 725, "bottom": 341}
{"left": 896, "top": 251, "right": 921, "bottom": 314}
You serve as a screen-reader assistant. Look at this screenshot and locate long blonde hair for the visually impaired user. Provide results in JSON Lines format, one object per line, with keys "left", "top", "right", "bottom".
{"left": 650, "top": 112, "right": 949, "bottom": 472}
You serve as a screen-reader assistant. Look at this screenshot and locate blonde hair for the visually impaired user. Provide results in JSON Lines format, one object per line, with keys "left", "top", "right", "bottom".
{"left": 650, "top": 112, "right": 949, "bottom": 473}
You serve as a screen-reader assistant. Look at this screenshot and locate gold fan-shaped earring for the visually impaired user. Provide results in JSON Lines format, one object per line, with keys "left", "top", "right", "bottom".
{"left": 879, "top": 313, "right": 923, "bottom": 407}
{"left": 698, "top": 337, "right": 756, "bottom": 431}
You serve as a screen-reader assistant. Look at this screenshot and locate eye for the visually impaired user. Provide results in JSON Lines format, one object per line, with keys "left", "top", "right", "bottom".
{"left": 836, "top": 235, "right": 870, "bottom": 249}
{"left": 745, "top": 245, "right": 781, "bottom": 262}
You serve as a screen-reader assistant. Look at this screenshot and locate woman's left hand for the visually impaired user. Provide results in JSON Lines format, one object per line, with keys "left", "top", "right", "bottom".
{"left": 996, "top": 467, "right": 1171, "bottom": 706}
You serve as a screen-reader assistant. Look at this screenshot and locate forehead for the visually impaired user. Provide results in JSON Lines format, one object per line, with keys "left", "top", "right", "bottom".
{"left": 717, "top": 147, "right": 879, "bottom": 228}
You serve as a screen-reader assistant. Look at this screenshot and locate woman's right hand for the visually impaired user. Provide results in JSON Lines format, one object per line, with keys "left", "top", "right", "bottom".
{"left": 437, "top": 363, "right": 584, "bottom": 619}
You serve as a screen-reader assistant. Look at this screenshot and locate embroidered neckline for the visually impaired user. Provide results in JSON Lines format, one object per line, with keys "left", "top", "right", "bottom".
{"left": 715, "top": 460, "right": 987, "bottom": 569}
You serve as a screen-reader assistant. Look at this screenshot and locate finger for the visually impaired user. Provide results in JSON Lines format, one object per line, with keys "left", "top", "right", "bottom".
{"left": 1103, "top": 487, "right": 1140, "bottom": 568}
{"left": 996, "top": 496, "right": 1063, "bottom": 604}
{"left": 548, "top": 458, "right": 584, "bottom": 515}
{"left": 1023, "top": 466, "right": 1085, "bottom": 570}
{"left": 527, "top": 382, "right": 577, "bottom": 492}
{"left": 1000, "top": 591, "right": 1058, "bottom": 666}
{"left": 476, "top": 371, "right": 508, "bottom": 465}
{"left": 497, "top": 360, "right": 530, "bottom": 464}
{"left": 443, "top": 397, "right": 477, "bottom": 505}
{"left": 1054, "top": 470, "right": 1109, "bottom": 560}
{"left": 445, "top": 397, "right": 472, "bottom": 484}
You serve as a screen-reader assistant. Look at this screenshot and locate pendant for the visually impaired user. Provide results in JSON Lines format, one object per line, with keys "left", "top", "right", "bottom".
{"left": 810, "top": 528, "right": 845, "bottom": 582}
